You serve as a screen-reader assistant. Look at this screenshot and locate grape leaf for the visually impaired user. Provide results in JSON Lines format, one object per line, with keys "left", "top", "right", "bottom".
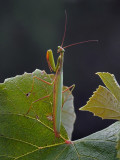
{"left": 80, "top": 72, "right": 120, "bottom": 120}
{"left": 0, "top": 69, "right": 75, "bottom": 149}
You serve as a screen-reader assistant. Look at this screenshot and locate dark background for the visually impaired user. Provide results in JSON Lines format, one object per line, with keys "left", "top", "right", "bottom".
{"left": 0, "top": 0, "right": 120, "bottom": 140}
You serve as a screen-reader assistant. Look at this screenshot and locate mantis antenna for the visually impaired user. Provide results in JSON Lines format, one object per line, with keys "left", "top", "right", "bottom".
{"left": 61, "top": 10, "right": 67, "bottom": 47}
{"left": 63, "top": 40, "right": 98, "bottom": 49}
{"left": 61, "top": 10, "right": 98, "bottom": 50}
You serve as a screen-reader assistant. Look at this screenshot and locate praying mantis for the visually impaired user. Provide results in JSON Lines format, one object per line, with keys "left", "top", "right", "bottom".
{"left": 26, "top": 14, "right": 98, "bottom": 142}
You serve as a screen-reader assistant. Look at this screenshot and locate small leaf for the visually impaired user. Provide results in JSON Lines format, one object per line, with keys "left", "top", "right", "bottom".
{"left": 80, "top": 72, "right": 120, "bottom": 120}
{"left": 80, "top": 85, "right": 120, "bottom": 120}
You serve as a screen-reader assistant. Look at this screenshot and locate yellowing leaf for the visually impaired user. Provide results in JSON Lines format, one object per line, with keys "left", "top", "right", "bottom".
{"left": 97, "top": 72, "right": 120, "bottom": 101}
{"left": 80, "top": 72, "right": 120, "bottom": 120}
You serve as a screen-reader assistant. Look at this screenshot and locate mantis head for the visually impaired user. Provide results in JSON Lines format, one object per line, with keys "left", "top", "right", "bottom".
{"left": 57, "top": 46, "right": 65, "bottom": 54}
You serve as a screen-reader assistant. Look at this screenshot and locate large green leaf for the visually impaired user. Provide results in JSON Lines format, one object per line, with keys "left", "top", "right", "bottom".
{"left": 0, "top": 69, "right": 76, "bottom": 157}
{"left": 80, "top": 72, "right": 120, "bottom": 120}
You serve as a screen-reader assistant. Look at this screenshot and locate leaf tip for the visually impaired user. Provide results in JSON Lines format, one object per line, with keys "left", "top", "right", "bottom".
{"left": 79, "top": 106, "right": 85, "bottom": 111}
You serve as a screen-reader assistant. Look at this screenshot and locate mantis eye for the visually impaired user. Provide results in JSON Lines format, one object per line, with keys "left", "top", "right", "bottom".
{"left": 57, "top": 46, "right": 60, "bottom": 50}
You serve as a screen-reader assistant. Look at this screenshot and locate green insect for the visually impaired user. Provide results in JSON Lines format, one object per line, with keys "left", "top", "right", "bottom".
{"left": 26, "top": 13, "right": 98, "bottom": 143}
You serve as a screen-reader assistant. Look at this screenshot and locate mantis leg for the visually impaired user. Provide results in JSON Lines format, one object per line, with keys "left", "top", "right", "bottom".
{"left": 28, "top": 76, "right": 54, "bottom": 94}
{"left": 26, "top": 94, "right": 50, "bottom": 115}
{"left": 26, "top": 75, "right": 55, "bottom": 115}
{"left": 62, "top": 84, "right": 75, "bottom": 107}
